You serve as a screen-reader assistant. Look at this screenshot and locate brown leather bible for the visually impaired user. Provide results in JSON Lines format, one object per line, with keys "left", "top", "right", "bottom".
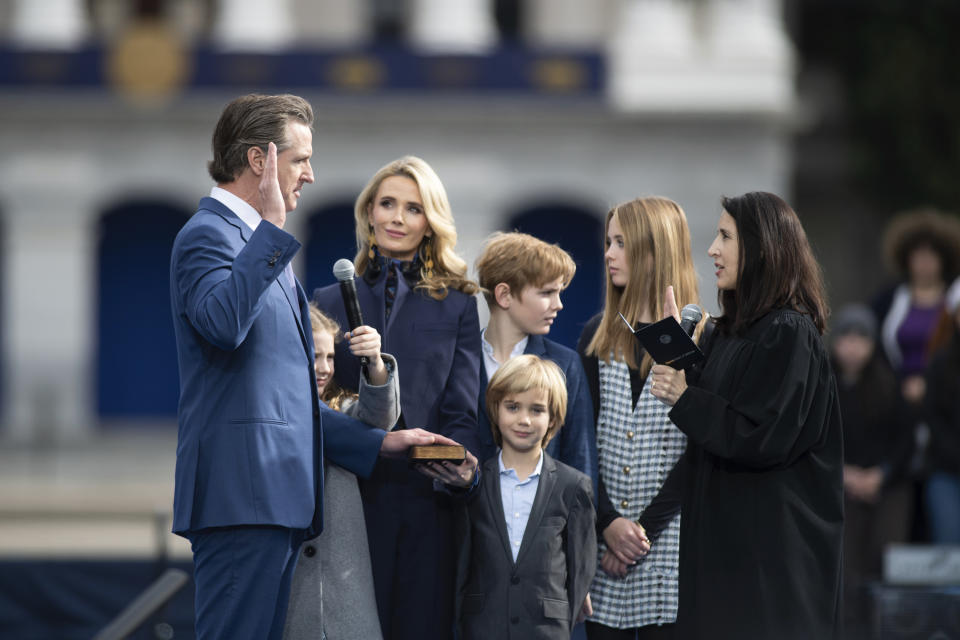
{"left": 408, "top": 445, "right": 466, "bottom": 464}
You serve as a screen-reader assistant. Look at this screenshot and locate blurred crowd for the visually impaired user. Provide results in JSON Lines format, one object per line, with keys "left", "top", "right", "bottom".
{"left": 829, "top": 208, "right": 960, "bottom": 634}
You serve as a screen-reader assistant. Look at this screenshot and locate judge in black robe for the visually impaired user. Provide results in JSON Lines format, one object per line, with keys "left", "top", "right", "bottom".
{"left": 651, "top": 192, "right": 844, "bottom": 640}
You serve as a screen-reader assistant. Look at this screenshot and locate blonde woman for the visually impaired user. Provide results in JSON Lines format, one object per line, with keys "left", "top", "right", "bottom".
{"left": 285, "top": 304, "right": 399, "bottom": 640}
{"left": 576, "top": 197, "right": 703, "bottom": 640}
{"left": 313, "top": 156, "right": 481, "bottom": 639}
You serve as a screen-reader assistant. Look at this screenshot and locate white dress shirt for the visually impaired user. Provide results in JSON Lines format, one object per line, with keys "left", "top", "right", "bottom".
{"left": 481, "top": 328, "right": 528, "bottom": 379}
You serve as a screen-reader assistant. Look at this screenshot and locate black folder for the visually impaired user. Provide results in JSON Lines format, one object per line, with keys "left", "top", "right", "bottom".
{"left": 620, "top": 313, "right": 704, "bottom": 370}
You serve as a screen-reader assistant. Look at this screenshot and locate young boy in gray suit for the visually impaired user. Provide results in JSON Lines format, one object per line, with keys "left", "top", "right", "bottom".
{"left": 447, "top": 354, "right": 596, "bottom": 639}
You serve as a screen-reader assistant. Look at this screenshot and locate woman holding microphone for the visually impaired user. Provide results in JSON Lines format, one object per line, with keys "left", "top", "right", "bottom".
{"left": 313, "top": 156, "right": 481, "bottom": 639}
{"left": 651, "top": 192, "right": 843, "bottom": 639}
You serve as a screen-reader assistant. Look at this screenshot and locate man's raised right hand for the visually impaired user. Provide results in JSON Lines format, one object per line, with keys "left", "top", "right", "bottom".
{"left": 258, "top": 141, "right": 286, "bottom": 229}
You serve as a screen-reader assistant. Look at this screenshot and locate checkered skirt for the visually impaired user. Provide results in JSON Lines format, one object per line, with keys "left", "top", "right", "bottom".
{"left": 588, "top": 359, "right": 685, "bottom": 629}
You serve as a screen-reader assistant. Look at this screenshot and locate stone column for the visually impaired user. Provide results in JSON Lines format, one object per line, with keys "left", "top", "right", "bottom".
{"left": 408, "top": 0, "right": 497, "bottom": 54}
{"left": 8, "top": 0, "right": 87, "bottom": 47}
{"left": 294, "top": 0, "right": 370, "bottom": 46}
{"left": 1, "top": 154, "right": 97, "bottom": 443}
{"left": 703, "top": 0, "right": 794, "bottom": 112}
{"left": 606, "top": 0, "right": 697, "bottom": 110}
{"left": 524, "top": 0, "right": 612, "bottom": 48}
{"left": 706, "top": 0, "right": 791, "bottom": 62}
{"left": 607, "top": 0, "right": 794, "bottom": 114}
{"left": 211, "top": 0, "right": 294, "bottom": 51}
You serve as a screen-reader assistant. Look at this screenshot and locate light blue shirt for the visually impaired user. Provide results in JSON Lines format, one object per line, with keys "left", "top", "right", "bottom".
{"left": 498, "top": 449, "right": 543, "bottom": 562}
{"left": 481, "top": 328, "right": 528, "bottom": 379}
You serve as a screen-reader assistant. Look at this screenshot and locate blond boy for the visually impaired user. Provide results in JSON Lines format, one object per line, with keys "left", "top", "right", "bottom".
{"left": 455, "top": 355, "right": 596, "bottom": 639}
{"left": 475, "top": 232, "right": 597, "bottom": 492}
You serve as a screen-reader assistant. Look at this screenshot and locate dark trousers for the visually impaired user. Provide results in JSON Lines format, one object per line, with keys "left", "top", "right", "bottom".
{"left": 362, "top": 460, "right": 457, "bottom": 640}
{"left": 843, "top": 482, "right": 912, "bottom": 583}
{"left": 843, "top": 483, "right": 912, "bottom": 638}
{"left": 188, "top": 525, "right": 305, "bottom": 640}
{"left": 585, "top": 621, "right": 675, "bottom": 640}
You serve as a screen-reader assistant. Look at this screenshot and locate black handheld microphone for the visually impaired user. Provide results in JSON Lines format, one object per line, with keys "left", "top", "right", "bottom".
{"left": 679, "top": 303, "right": 703, "bottom": 337}
{"left": 332, "top": 258, "right": 369, "bottom": 368}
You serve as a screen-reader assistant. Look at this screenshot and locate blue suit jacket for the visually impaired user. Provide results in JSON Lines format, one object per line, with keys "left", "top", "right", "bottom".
{"left": 313, "top": 267, "right": 482, "bottom": 455}
{"left": 476, "top": 334, "right": 598, "bottom": 495}
{"left": 170, "top": 197, "right": 385, "bottom": 537}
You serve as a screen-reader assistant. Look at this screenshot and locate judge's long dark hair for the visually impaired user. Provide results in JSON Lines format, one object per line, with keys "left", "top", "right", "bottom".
{"left": 718, "top": 191, "right": 829, "bottom": 336}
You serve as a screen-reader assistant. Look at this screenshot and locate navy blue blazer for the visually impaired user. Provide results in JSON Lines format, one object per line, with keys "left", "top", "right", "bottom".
{"left": 313, "top": 265, "right": 482, "bottom": 455}
{"left": 170, "top": 197, "right": 386, "bottom": 537}
{"left": 477, "top": 334, "right": 598, "bottom": 495}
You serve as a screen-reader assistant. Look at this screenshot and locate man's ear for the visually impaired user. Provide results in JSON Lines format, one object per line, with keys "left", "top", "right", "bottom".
{"left": 493, "top": 282, "right": 513, "bottom": 309}
{"left": 247, "top": 145, "right": 265, "bottom": 176}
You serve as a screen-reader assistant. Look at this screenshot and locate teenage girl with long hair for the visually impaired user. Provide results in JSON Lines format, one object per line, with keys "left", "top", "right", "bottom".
{"left": 577, "top": 196, "right": 703, "bottom": 640}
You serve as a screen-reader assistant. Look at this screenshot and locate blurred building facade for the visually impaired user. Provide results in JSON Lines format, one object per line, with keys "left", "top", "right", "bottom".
{"left": 0, "top": 0, "right": 796, "bottom": 443}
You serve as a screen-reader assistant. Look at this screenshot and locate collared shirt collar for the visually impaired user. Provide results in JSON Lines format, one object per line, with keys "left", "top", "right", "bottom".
{"left": 210, "top": 186, "right": 261, "bottom": 232}
{"left": 498, "top": 448, "right": 544, "bottom": 481}
{"left": 481, "top": 328, "right": 529, "bottom": 379}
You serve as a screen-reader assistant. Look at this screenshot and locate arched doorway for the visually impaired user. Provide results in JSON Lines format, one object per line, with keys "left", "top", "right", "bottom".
{"left": 96, "top": 200, "right": 190, "bottom": 421}
{"left": 303, "top": 201, "right": 357, "bottom": 296}
{"left": 506, "top": 203, "right": 604, "bottom": 350}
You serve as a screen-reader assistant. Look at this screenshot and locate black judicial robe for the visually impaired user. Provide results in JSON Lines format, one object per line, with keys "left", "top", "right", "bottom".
{"left": 668, "top": 309, "right": 843, "bottom": 640}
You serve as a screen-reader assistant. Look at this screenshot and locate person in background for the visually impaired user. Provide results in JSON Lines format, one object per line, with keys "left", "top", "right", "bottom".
{"left": 474, "top": 231, "right": 597, "bottom": 491}
{"left": 312, "top": 156, "right": 482, "bottom": 639}
{"left": 873, "top": 209, "right": 960, "bottom": 405}
{"left": 829, "top": 303, "right": 913, "bottom": 638}
{"left": 651, "top": 191, "right": 843, "bottom": 639}
{"left": 923, "top": 282, "right": 960, "bottom": 544}
{"left": 578, "top": 197, "right": 703, "bottom": 640}
{"left": 284, "top": 304, "right": 399, "bottom": 640}
{"left": 871, "top": 209, "right": 960, "bottom": 542}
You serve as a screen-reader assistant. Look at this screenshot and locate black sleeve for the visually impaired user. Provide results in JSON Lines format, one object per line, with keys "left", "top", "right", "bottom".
{"left": 577, "top": 314, "right": 602, "bottom": 425}
{"left": 685, "top": 317, "right": 717, "bottom": 386}
{"left": 637, "top": 454, "right": 684, "bottom": 540}
{"left": 925, "top": 347, "right": 960, "bottom": 473}
{"left": 881, "top": 390, "right": 915, "bottom": 486}
{"left": 577, "top": 314, "right": 624, "bottom": 533}
{"left": 671, "top": 313, "right": 836, "bottom": 469}
{"left": 595, "top": 476, "right": 622, "bottom": 535}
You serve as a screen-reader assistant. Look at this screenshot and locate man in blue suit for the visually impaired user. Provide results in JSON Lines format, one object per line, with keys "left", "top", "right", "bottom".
{"left": 170, "top": 94, "right": 442, "bottom": 640}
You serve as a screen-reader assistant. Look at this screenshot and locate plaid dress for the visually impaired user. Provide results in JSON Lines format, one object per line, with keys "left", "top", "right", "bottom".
{"left": 588, "top": 358, "right": 685, "bottom": 629}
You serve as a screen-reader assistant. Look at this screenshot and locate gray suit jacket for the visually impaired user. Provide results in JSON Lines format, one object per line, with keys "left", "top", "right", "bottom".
{"left": 284, "top": 354, "right": 400, "bottom": 640}
{"left": 456, "top": 452, "right": 596, "bottom": 640}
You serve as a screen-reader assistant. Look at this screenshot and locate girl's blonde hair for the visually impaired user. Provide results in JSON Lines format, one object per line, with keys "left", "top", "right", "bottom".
{"left": 352, "top": 155, "right": 478, "bottom": 300}
{"left": 485, "top": 354, "right": 568, "bottom": 449}
{"left": 309, "top": 303, "right": 356, "bottom": 411}
{"left": 586, "top": 197, "right": 702, "bottom": 376}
